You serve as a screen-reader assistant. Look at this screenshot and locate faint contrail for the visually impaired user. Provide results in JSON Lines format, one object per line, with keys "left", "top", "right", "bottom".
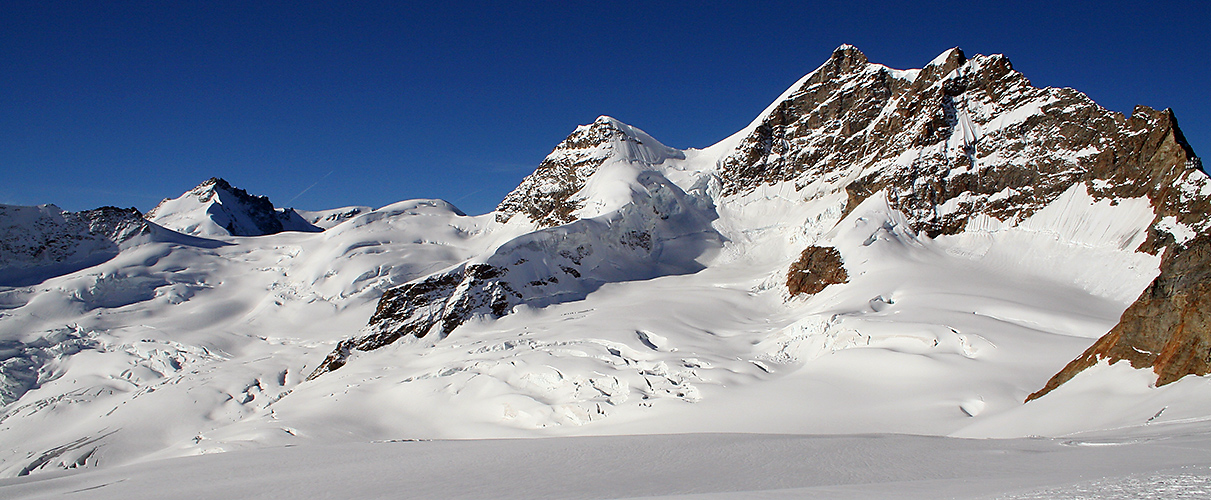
{"left": 285, "top": 170, "right": 335, "bottom": 206}
{"left": 453, "top": 189, "right": 482, "bottom": 204}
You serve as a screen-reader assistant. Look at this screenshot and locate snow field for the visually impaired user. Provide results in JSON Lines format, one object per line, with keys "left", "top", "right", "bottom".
{"left": 3, "top": 429, "right": 1210, "bottom": 499}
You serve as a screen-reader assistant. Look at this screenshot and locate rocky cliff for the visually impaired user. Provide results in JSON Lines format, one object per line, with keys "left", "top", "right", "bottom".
{"left": 719, "top": 45, "right": 1204, "bottom": 240}
{"left": 717, "top": 45, "right": 1206, "bottom": 396}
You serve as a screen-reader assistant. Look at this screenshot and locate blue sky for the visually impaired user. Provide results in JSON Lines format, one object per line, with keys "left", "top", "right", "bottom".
{"left": 2, "top": 1, "right": 1207, "bottom": 215}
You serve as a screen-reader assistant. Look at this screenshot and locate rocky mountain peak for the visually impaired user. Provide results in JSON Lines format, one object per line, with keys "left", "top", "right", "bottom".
{"left": 826, "top": 44, "right": 870, "bottom": 73}
{"left": 190, "top": 177, "right": 239, "bottom": 200}
{"left": 918, "top": 47, "right": 968, "bottom": 83}
{"left": 717, "top": 45, "right": 1211, "bottom": 399}
{"left": 495, "top": 116, "right": 683, "bottom": 227}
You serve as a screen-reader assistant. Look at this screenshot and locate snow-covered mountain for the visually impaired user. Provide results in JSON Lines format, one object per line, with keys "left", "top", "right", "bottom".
{"left": 146, "top": 177, "right": 320, "bottom": 237}
{"left": 1, "top": 45, "right": 1209, "bottom": 487}
{"left": 294, "top": 206, "right": 373, "bottom": 229}
{"left": 1, "top": 205, "right": 153, "bottom": 287}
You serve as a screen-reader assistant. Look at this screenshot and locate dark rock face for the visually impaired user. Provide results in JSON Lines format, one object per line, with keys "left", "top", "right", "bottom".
{"left": 494, "top": 120, "right": 612, "bottom": 227}
{"left": 197, "top": 178, "right": 285, "bottom": 236}
{"left": 307, "top": 263, "right": 515, "bottom": 379}
{"left": 786, "top": 246, "right": 848, "bottom": 296}
{"left": 77, "top": 206, "right": 149, "bottom": 239}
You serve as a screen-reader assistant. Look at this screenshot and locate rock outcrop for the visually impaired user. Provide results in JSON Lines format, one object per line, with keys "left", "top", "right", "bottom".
{"left": 786, "top": 246, "right": 848, "bottom": 296}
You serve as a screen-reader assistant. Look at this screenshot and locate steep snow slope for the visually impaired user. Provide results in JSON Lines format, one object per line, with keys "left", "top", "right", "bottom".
{"left": 1, "top": 45, "right": 1208, "bottom": 485}
{"left": 146, "top": 178, "right": 319, "bottom": 237}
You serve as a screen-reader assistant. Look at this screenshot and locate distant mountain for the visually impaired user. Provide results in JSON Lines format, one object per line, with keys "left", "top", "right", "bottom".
{"left": 295, "top": 206, "right": 374, "bottom": 230}
{"left": 146, "top": 177, "right": 320, "bottom": 237}
{"left": 0, "top": 205, "right": 149, "bottom": 286}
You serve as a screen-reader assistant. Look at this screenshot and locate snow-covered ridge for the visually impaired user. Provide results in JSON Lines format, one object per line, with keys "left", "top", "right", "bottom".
{"left": 295, "top": 205, "right": 373, "bottom": 230}
{"left": 146, "top": 177, "right": 319, "bottom": 237}
{"left": 0, "top": 204, "right": 149, "bottom": 287}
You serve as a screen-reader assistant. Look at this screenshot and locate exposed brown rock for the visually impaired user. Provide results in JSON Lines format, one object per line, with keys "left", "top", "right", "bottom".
{"left": 787, "top": 246, "right": 848, "bottom": 296}
{"left": 495, "top": 117, "right": 632, "bottom": 227}
{"left": 718, "top": 46, "right": 1202, "bottom": 240}
{"left": 718, "top": 44, "right": 1208, "bottom": 396}
{"left": 307, "top": 263, "right": 518, "bottom": 380}
{"left": 1027, "top": 234, "right": 1211, "bottom": 401}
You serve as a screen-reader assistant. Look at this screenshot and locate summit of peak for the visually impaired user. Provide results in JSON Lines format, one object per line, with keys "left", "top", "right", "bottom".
{"left": 195, "top": 177, "right": 234, "bottom": 192}
{"left": 593, "top": 115, "right": 620, "bottom": 126}
{"left": 587, "top": 116, "right": 641, "bottom": 137}
{"left": 495, "top": 115, "right": 685, "bottom": 227}
{"left": 149, "top": 177, "right": 319, "bottom": 237}
{"left": 833, "top": 43, "right": 862, "bottom": 58}
{"left": 926, "top": 47, "right": 967, "bottom": 67}
{"left": 827, "top": 44, "right": 869, "bottom": 70}
{"left": 919, "top": 47, "right": 968, "bottom": 82}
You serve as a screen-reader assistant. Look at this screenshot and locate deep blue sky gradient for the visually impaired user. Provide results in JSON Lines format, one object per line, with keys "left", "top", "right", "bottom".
{"left": 2, "top": 1, "right": 1208, "bottom": 215}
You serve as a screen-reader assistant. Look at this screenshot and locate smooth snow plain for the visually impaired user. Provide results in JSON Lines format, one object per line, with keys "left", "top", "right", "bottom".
{"left": 3, "top": 103, "right": 1211, "bottom": 496}
{"left": 1, "top": 425, "right": 1210, "bottom": 499}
